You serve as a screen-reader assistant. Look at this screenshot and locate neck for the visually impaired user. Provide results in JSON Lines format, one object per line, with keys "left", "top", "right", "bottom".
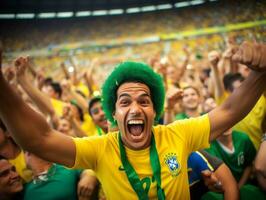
{"left": 0, "top": 140, "right": 21, "bottom": 159}
{"left": 31, "top": 162, "right": 53, "bottom": 176}
{"left": 185, "top": 109, "right": 200, "bottom": 118}
{"left": 217, "top": 134, "right": 233, "bottom": 149}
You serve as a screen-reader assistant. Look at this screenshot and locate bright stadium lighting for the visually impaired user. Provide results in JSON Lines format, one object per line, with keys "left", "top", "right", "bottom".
{"left": 157, "top": 4, "right": 173, "bottom": 10}
{"left": 126, "top": 7, "right": 141, "bottom": 14}
{"left": 16, "top": 13, "right": 35, "bottom": 19}
{"left": 38, "top": 12, "right": 56, "bottom": 18}
{"left": 190, "top": 0, "right": 205, "bottom": 5}
{"left": 109, "top": 9, "right": 123, "bottom": 15}
{"left": 0, "top": 14, "right": 15, "bottom": 19}
{"left": 57, "top": 12, "right": 73, "bottom": 18}
{"left": 175, "top": 1, "right": 190, "bottom": 8}
{"left": 141, "top": 5, "right": 156, "bottom": 12}
{"left": 92, "top": 10, "right": 108, "bottom": 16}
{"left": 76, "top": 11, "right": 91, "bottom": 17}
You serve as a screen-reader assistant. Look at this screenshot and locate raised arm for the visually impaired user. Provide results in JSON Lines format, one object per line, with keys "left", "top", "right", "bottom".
{"left": 209, "top": 41, "right": 266, "bottom": 141}
{"left": 0, "top": 55, "right": 76, "bottom": 167}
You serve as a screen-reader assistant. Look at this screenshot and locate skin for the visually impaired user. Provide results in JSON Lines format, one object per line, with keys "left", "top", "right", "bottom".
{"left": 0, "top": 160, "right": 23, "bottom": 196}
{"left": 113, "top": 82, "right": 156, "bottom": 150}
{"left": 0, "top": 41, "right": 265, "bottom": 168}
{"left": 182, "top": 87, "right": 200, "bottom": 111}
{"left": 90, "top": 101, "right": 108, "bottom": 133}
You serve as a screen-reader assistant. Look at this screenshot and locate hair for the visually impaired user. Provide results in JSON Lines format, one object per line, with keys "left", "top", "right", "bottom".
{"left": 50, "top": 82, "right": 62, "bottom": 98}
{"left": 70, "top": 100, "right": 84, "bottom": 122}
{"left": 223, "top": 73, "right": 244, "bottom": 92}
{"left": 88, "top": 96, "right": 102, "bottom": 116}
{"left": 102, "top": 61, "right": 165, "bottom": 125}
{"left": 183, "top": 85, "right": 200, "bottom": 96}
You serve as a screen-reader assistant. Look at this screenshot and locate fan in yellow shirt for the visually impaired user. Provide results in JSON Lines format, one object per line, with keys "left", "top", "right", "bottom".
{"left": 1, "top": 42, "right": 265, "bottom": 200}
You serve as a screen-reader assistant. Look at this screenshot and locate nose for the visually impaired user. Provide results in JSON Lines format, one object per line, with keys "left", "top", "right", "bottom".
{"left": 129, "top": 102, "right": 141, "bottom": 116}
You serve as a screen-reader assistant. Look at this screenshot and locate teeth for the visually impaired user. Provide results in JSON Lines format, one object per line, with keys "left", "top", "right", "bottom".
{"left": 128, "top": 120, "right": 144, "bottom": 125}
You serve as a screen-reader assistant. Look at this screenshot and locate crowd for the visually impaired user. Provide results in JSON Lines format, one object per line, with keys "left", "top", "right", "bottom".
{"left": 0, "top": 1, "right": 266, "bottom": 200}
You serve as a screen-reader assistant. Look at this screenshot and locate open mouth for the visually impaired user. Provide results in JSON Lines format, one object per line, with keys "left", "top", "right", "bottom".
{"left": 127, "top": 119, "right": 144, "bottom": 136}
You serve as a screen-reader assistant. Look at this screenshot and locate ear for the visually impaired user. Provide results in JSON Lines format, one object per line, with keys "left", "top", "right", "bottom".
{"left": 112, "top": 111, "right": 116, "bottom": 121}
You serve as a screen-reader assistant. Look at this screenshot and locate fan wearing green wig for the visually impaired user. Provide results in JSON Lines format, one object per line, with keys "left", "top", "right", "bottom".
{"left": 102, "top": 61, "right": 165, "bottom": 125}
{"left": 1, "top": 42, "right": 266, "bottom": 199}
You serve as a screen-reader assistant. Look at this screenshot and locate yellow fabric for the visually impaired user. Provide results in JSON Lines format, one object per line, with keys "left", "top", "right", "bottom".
{"left": 81, "top": 113, "right": 98, "bottom": 136}
{"left": 215, "top": 92, "right": 229, "bottom": 106}
{"left": 234, "top": 95, "right": 266, "bottom": 150}
{"left": 72, "top": 114, "right": 210, "bottom": 199}
{"left": 216, "top": 92, "right": 266, "bottom": 150}
{"left": 51, "top": 98, "right": 67, "bottom": 117}
{"left": 74, "top": 82, "right": 89, "bottom": 98}
{"left": 8, "top": 151, "right": 32, "bottom": 183}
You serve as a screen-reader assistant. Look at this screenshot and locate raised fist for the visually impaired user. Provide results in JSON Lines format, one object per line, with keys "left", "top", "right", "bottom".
{"left": 232, "top": 41, "right": 266, "bottom": 72}
{"left": 208, "top": 51, "right": 221, "bottom": 67}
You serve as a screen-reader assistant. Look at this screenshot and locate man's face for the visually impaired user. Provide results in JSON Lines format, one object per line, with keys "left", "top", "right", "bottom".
{"left": 232, "top": 80, "right": 242, "bottom": 92}
{"left": 114, "top": 82, "right": 156, "bottom": 150}
{"left": 90, "top": 101, "right": 108, "bottom": 132}
{"left": 57, "top": 118, "right": 71, "bottom": 135}
{"left": 0, "top": 160, "right": 23, "bottom": 195}
{"left": 182, "top": 87, "right": 200, "bottom": 111}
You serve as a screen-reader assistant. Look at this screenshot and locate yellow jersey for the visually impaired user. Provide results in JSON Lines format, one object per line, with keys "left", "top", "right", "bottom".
{"left": 72, "top": 115, "right": 210, "bottom": 199}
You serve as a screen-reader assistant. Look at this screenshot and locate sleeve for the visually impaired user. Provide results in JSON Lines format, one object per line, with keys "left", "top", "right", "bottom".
{"left": 71, "top": 136, "right": 105, "bottom": 170}
{"left": 168, "top": 114, "right": 211, "bottom": 154}
{"left": 198, "top": 150, "right": 223, "bottom": 171}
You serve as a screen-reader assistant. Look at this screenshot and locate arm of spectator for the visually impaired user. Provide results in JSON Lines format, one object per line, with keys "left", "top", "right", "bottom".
{"left": 238, "top": 165, "right": 252, "bottom": 188}
{"left": 83, "top": 59, "right": 98, "bottom": 97}
{"left": 63, "top": 104, "right": 87, "bottom": 138}
{"left": 0, "top": 55, "right": 76, "bottom": 167}
{"left": 78, "top": 170, "right": 99, "bottom": 200}
{"left": 15, "top": 57, "right": 57, "bottom": 119}
{"left": 208, "top": 41, "right": 266, "bottom": 141}
{"left": 214, "top": 163, "right": 239, "bottom": 200}
{"left": 60, "top": 62, "right": 70, "bottom": 80}
{"left": 61, "top": 79, "right": 88, "bottom": 113}
{"left": 255, "top": 138, "right": 266, "bottom": 192}
{"left": 208, "top": 51, "right": 225, "bottom": 99}
{"left": 163, "top": 87, "right": 183, "bottom": 124}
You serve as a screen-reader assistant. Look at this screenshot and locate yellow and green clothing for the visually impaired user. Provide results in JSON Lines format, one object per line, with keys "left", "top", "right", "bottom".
{"left": 216, "top": 93, "right": 266, "bottom": 150}
{"left": 205, "top": 130, "right": 256, "bottom": 181}
{"left": 8, "top": 151, "right": 32, "bottom": 183}
{"left": 72, "top": 114, "right": 210, "bottom": 199}
{"left": 23, "top": 164, "right": 82, "bottom": 200}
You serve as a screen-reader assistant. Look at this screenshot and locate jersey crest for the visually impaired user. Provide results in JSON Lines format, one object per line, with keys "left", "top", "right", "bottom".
{"left": 164, "top": 153, "right": 180, "bottom": 177}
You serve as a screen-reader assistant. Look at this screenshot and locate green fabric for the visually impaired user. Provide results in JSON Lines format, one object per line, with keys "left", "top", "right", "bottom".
{"left": 240, "top": 184, "right": 266, "bottom": 200}
{"left": 201, "top": 191, "right": 223, "bottom": 200}
{"left": 23, "top": 164, "right": 82, "bottom": 200}
{"left": 96, "top": 126, "right": 104, "bottom": 136}
{"left": 119, "top": 133, "right": 165, "bottom": 200}
{"left": 175, "top": 113, "right": 189, "bottom": 120}
{"left": 205, "top": 130, "right": 256, "bottom": 181}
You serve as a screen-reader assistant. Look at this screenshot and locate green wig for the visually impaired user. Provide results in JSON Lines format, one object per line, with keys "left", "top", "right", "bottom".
{"left": 102, "top": 61, "right": 165, "bottom": 125}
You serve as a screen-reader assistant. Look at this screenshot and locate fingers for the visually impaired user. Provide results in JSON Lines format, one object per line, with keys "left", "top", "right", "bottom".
{"left": 232, "top": 41, "right": 266, "bottom": 71}
{"left": 208, "top": 51, "right": 220, "bottom": 67}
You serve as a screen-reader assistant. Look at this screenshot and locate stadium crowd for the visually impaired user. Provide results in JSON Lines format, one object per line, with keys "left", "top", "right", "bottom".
{"left": 0, "top": 0, "right": 266, "bottom": 200}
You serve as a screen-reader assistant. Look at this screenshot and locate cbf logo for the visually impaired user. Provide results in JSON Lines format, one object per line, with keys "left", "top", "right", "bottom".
{"left": 164, "top": 153, "right": 180, "bottom": 177}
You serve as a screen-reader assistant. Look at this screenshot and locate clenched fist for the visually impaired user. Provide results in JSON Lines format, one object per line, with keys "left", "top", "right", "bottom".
{"left": 232, "top": 41, "right": 266, "bottom": 72}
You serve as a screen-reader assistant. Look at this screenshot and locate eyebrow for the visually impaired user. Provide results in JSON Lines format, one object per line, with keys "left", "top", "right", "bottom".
{"left": 118, "top": 93, "right": 151, "bottom": 100}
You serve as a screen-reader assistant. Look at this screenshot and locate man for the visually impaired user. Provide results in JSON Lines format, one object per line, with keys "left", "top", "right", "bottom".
{"left": 255, "top": 133, "right": 266, "bottom": 191}
{"left": 0, "top": 158, "right": 23, "bottom": 200}
{"left": 0, "top": 42, "right": 265, "bottom": 199}
{"left": 88, "top": 96, "right": 108, "bottom": 135}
